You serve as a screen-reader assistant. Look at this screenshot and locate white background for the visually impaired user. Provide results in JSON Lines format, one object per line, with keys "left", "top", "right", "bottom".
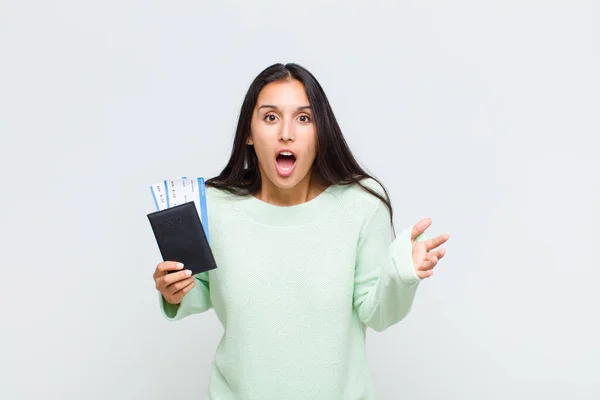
{"left": 1, "top": 0, "right": 598, "bottom": 399}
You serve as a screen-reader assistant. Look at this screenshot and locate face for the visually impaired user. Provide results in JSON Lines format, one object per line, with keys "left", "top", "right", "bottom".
{"left": 248, "top": 79, "right": 317, "bottom": 191}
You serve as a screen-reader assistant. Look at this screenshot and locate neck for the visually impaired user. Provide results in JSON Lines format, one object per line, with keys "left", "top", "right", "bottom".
{"left": 256, "top": 170, "right": 326, "bottom": 206}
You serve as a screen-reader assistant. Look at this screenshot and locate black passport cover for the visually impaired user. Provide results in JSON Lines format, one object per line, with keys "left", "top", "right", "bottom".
{"left": 147, "top": 201, "right": 217, "bottom": 275}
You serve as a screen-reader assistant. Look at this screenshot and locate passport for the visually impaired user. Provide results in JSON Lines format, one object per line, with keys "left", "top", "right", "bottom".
{"left": 147, "top": 201, "right": 217, "bottom": 275}
{"left": 147, "top": 176, "right": 216, "bottom": 275}
{"left": 150, "top": 177, "right": 210, "bottom": 242}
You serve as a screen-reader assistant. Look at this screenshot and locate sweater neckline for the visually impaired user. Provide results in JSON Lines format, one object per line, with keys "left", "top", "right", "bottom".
{"left": 232, "top": 184, "right": 339, "bottom": 227}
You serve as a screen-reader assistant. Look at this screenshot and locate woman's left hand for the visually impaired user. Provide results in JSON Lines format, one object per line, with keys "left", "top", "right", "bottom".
{"left": 410, "top": 218, "right": 449, "bottom": 279}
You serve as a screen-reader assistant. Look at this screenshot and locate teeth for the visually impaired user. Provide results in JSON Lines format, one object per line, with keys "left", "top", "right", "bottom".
{"left": 279, "top": 151, "right": 293, "bottom": 156}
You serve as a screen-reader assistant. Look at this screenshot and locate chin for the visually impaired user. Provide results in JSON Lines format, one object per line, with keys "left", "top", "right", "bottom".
{"left": 271, "top": 176, "right": 302, "bottom": 190}
{"left": 268, "top": 168, "right": 310, "bottom": 190}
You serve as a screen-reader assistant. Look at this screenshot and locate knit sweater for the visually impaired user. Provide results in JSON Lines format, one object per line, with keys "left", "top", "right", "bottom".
{"left": 159, "top": 178, "right": 427, "bottom": 399}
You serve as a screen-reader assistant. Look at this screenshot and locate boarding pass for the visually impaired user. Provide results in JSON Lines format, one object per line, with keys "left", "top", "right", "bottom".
{"left": 149, "top": 177, "right": 210, "bottom": 242}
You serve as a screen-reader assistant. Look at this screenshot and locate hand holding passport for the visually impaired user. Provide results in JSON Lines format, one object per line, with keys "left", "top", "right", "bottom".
{"left": 147, "top": 177, "right": 217, "bottom": 277}
{"left": 153, "top": 260, "right": 196, "bottom": 305}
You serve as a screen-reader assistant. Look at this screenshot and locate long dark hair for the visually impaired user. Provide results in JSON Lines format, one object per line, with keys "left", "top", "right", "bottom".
{"left": 205, "top": 62, "right": 395, "bottom": 231}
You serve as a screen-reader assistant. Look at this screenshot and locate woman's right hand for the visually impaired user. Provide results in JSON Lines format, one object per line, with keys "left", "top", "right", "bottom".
{"left": 153, "top": 261, "right": 196, "bottom": 305}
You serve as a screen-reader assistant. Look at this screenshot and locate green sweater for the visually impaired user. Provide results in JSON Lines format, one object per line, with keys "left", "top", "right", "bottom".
{"left": 159, "top": 178, "right": 427, "bottom": 399}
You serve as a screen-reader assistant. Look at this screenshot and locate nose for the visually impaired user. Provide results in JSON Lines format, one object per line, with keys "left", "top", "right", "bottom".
{"left": 279, "top": 121, "right": 295, "bottom": 142}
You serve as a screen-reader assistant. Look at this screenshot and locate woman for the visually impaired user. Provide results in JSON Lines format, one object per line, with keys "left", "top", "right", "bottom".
{"left": 152, "top": 63, "right": 449, "bottom": 399}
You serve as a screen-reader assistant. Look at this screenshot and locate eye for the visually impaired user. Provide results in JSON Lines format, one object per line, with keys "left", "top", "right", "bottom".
{"left": 298, "top": 114, "right": 311, "bottom": 123}
{"left": 264, "top": 113, "right": 278, "bottom": 122}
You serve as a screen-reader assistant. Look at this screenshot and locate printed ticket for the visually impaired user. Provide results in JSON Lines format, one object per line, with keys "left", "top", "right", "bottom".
{"left": 150, "top": 176, "right": 210, "bottom": 242}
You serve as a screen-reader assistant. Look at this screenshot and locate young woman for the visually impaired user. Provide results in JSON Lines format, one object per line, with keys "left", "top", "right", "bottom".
{"left": 152, "top": 63, "right": 449, "bottom": 399}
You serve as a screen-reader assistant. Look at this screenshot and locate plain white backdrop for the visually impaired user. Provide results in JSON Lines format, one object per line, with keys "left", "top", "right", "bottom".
{"left": 1, "top": 1, "right": 598, "bottom": 399}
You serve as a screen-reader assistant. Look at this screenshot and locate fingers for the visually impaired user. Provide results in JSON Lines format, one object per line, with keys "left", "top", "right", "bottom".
{"left": 424, "top": 233, "right": 450, "bottom": 252}
{"left": 411, "top": 218, "right": 432, "bottom": 241}
{"left": 167, "top": 276, "right": 195, "bottom": 296}
{"left": 156, "top": 268, "right": 193, "bottom": 291}
{"left": 416, "top": 269, "right": 433, "bottom": 279}
{"left": 418, "top": 248, "right": 445, "bottom": 271}
{"left": 153, "top": 261, "right": 196, "bottom": 305}
{"left": 411, "top": 219, "right": 450, "bottom": 280}
{"left": 167, "top": 279, "right": 196, "bottom": 304}
{"left": 154, "top": 261, "right": 185, "bottom": 277}
{"left": 416, "top": 248, "right": 446, "bottom": 280}
{"left": 153, "top": 261, "right": 192, "bottom": 291}
{"left": 419, "top": 257, "right": 437, "bottom": 271}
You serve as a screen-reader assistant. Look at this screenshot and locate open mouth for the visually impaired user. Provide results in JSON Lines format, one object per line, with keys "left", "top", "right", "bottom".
{"left": 275, "top": 151, "right": 297, "bottom": 176}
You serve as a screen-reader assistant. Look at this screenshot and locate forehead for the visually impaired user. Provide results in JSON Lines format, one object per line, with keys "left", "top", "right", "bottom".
{"left": 256, "top": 79, "right": 309, "bottom": 107}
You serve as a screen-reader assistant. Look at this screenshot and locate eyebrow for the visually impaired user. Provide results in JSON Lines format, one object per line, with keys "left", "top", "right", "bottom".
{"left": 258, "top": 104, "right": 312, "bottom": 111}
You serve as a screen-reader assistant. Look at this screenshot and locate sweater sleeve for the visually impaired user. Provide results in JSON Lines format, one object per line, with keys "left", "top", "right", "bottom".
{"left": 159, "top": 271, "right": 212, "bottom": 320}
{"left": 352, "top": 200, "right": 427, "bottom": 332}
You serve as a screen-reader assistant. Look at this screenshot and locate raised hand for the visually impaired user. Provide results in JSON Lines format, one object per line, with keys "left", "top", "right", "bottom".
{"left": 411, "top": 218, "right": 449, "bottom": 279}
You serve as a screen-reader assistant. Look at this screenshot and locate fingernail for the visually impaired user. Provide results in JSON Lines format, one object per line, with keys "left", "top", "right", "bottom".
{"left": 184, "top": 269, "right": 192, "bottom": 276}
{"left": 177, "top": 262, "right": 184, "bottom": 268}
